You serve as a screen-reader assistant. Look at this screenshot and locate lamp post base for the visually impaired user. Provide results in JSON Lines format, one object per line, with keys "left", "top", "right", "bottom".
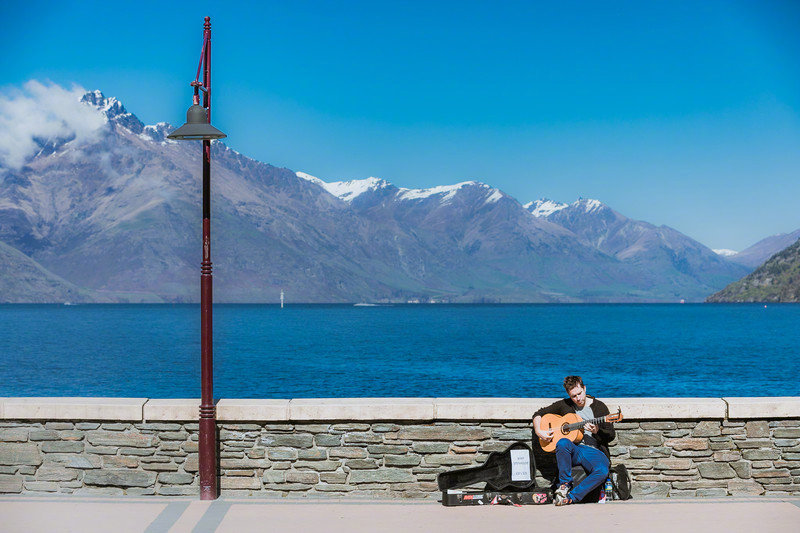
{"left": 199, "top": 405, "right": 218, "bottom": 500}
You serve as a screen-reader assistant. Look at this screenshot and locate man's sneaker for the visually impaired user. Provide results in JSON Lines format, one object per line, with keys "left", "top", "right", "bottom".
{"left": 554, "top": 484, "right": 574, "bottom": 506}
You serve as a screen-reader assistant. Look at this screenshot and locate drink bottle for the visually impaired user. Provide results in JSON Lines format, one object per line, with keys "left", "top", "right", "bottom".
{"left": 605, "top": 477, "right": 614, "bottom": 501}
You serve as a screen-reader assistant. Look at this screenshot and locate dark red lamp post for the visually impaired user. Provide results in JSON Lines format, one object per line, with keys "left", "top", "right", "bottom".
{"left": 167, "top": 16, "right": 226, "bottom": 500}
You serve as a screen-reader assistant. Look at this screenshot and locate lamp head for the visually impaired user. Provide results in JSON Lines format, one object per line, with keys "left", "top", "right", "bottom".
{"left": 167, "top": 104, "right": 227, "bottom": 141}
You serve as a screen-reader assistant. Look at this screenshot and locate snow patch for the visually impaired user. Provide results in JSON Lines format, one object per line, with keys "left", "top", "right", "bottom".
{"left": 296, "top": 172, "right": 388, "bottom": 202}
{"left": 398, "top": 181, "right": 479, "bottom": 202}
{"left": 574, "top": 198, "right": 604, "bottom": 213}
{"left": 485, "top": 189, "right": 504, "bottom": 204}
{"left": 526, "top": 199, "right": 568, "bottom": 217}
{"left": 713, "top": 249, "right": 738, "bottom": 257}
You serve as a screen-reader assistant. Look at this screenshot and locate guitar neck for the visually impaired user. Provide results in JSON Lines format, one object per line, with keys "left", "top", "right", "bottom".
{"left": 564, "top": 415, "right": 607, "bottom": 432}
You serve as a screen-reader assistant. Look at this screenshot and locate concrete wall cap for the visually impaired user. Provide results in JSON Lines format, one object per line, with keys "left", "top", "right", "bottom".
{"left": 603, "top": 398, "right": 727, "bottom": 419}
{"left": 217, "top": 399, "right": 290, "bottom": 421}
{"left": 289, "top": 398, "right": 435, "bottom": 421}
{"left": 724, "top": 397, "right": 800, "bottom": 419}
{"left": 2, "top": 397, "right": 147, "bottom": 421}
{"left": 143, "top": 399, "right": 199, "bottom": 421}
{"left": 434, "top": 398, "right": 553, "bottom": 420}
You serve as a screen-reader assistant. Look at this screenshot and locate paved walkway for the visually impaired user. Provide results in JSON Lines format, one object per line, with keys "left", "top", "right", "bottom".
{"left": 2, "top": 496, "right": 800, "bottom": 532}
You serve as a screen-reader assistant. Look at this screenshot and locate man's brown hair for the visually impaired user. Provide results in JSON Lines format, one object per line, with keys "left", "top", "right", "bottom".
{"left": 563, "top": 375, "right": 584, "bottom": 392}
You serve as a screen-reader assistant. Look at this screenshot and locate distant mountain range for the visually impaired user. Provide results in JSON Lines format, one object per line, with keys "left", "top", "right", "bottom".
{"left": 0, "top": 89, "right": 784, "bottom": 303}
{"left": 721, "top": 229, "right": 800, "bottom": 268}
{"left": 707, "top": 237, "right": 800, "bottom": 302}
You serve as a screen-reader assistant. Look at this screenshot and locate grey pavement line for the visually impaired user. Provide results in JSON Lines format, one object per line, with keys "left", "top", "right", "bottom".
{"left": 193, "top": 500, "right": 232, "bottom": 533}
{"left": 145, "top": 501, "right": 190, "bottom": 533}
{"left": 787, "top": 499, "right": 800, "bottom": 510}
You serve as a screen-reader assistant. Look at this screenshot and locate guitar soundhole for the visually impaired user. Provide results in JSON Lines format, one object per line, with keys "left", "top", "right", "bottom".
{"left": 560, "top": 424, "right": 569, "bottom": 435}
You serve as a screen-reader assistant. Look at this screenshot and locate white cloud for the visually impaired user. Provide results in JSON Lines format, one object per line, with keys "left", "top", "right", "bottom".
{"left": 0, "top": 80, "right": 107, "bottom": 169}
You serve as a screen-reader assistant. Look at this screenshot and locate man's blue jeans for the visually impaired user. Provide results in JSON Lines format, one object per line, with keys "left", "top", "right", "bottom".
{"left": 555, "top": 439, "right": 610, "bottom": 502}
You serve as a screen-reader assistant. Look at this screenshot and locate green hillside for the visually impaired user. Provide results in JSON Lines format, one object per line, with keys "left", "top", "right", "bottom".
{"left": 707, "top": 238, "right": 800, "bottom": 302}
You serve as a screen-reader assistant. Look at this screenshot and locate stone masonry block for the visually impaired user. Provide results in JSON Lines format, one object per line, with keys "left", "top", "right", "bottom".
{"left": 412, "top": 443, "right": 450, "bottom": 454}
{"left": 743, "top": 449, "right": 781, "bottom": 461}
{"left": 87, "top": 432, "right": 157, "bottom": 448}
{"left": 745, "top": 421, "right": 770, "bottom": 438}
{"left": 0, "top": 444, "right": 42, "bottom": 466}
{"left": 654, "top": 458, "right": 694, "bottom": 470}
{"left": 36, "top": 464, "right": 79, "bottom": 481}
{"left": 29, "top": 430, "right": 60, "bottom": 441}
{"left": 262, "top": 471, "right": 286, "bottom": 483}
{"left": 314, "top": 434, "right": 341, "bottom": 447}
{"left": 713, "top": 451, "right": 742, "bottom": 462}
{"left": 0, "top": 475, "right": 23, "bottom": 493}
{"left": 345, "top": 459, "right": 379, "bottom": 470}
{"left": 698, "top": 462, "right": 736, "bottom": 479}
{"left": 220, "top": 476, "right": 261, "bottom": 490}
{"left": 267, "top": 448, "right": 298, "bottom": 461}
{"left": 731, "top": 461, "right": 751, "bottom": 479}
{"left": 422, "top": 454, "right": 474, "bottom": 466}
{"left": 103, "top": 456, "right": 139, "bottom": 468}
{"left": 692, "top": 422, "right": 721, "bottom": 437}
{"left": 735, "top": 439, "right": 773, "bottom": 449}
{"left": 261, "top": 434, "right": 314, "bottom": 448}
{"left": 392, "top": 427, "right": 490, "bottom": 441}
{"left": 728, "top": 480, "right": 765, "bottom": 495}
{"left": 329, "top": 447, "right": 368, "bottom": 459}
{"left": 367, "top": 445, "right": 409, "bottom": 455}
{"left": 0, "top": 429, "right": 29, "bottom": 442}
{"left": 349, "top": 469, "right": 415, "bottom": 483}
{"left": 51, "top": 454, "right": 101, "bottom": 469}
{"left": 384, "top": 455, "right": 422, "bottom": 467}
{"left": 41, "top": 441, "right": 84, "bottom": 453}
{"left": 618, "top": 432, "right": 663, "bottom": 447}
{"left": 83, "top": 470, "right": 157, "bottom": 488}
{"left": 297, "top": 448, "right": 328, "bottom": 460}
{"left": 285, "top": 471, "right": 319, "bottom": 484}
{"left": 343, "top": 433, "right": 383, "bottom": 444}
{"left": 666, "top": 438, "right": 708, "bottom": 451}
{"left": 774, "top": 429, "right": 800, "bottom": 439}
{"left": 294, "top": 460, "right": 341, "bottom": 472}
{"left": 640, "top": 422, "right": 678, "bottom": 430}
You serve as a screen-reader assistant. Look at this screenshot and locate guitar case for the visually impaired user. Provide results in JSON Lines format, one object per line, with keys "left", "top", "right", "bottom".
{"left": 438, "top": 441, "right": 553, "bottom": 506}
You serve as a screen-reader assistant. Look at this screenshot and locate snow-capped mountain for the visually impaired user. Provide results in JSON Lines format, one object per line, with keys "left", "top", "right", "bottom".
{"left": 725, "top": 229, "right": 800, "bottom": 268}
{"left": 0, "top": 86, "right": 753, "bottom": 302}
{"left": 525, "top": 197, "right": 750, "bottom": 297}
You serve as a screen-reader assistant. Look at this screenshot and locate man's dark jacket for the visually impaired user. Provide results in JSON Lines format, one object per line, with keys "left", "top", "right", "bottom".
{"left": 533, "top": 396, "right": 616, "bottom": 459}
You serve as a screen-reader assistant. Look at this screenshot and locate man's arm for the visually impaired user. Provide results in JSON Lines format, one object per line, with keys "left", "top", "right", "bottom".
{"left": 532, "top": 400, "right": 568, "bottom": 442}
{"left": 592, "top": 399, "right": 616, "bottom": 443}
{"left": 533, "top": 414, "right": 553, "bottom": 442}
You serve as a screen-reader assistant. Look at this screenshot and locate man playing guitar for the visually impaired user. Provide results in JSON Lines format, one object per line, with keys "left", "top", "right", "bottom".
{"left": 533, "top": 376, "right": 616, "bottom": 506}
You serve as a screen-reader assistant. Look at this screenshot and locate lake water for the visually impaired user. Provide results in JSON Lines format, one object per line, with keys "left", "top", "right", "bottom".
{"left": 1, "top": 304, "right": 797, "bottom": 398}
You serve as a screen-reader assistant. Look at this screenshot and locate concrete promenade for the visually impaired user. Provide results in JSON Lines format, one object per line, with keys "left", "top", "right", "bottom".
{"left": 2, "top": 496, "right": 800, "bottom": 532}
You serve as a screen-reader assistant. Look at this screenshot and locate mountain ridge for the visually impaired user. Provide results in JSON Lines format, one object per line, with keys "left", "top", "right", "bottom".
{"left": 0, "top": 89, "right": 752, "bottom": 303}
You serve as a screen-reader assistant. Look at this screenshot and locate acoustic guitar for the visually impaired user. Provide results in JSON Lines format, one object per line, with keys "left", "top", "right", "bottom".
{"left": 538, "top": 409, "right": 623, "bottom": 453}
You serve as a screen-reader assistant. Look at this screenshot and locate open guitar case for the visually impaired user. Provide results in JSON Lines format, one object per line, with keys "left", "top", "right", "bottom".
{"left": 439, "top": 440, "right": 554, "bottom": 506}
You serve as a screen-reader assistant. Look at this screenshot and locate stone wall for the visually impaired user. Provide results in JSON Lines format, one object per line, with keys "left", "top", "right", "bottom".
{"left": 1, "top": 397, "right": 799, "bottom": 498}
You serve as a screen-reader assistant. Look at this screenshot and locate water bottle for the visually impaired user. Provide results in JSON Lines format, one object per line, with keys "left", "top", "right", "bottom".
{"left": 605, "top": 477, "right": 614, "bottom": 501}
{"left": 598, "top": 483, "right": 606, "bottom": 503}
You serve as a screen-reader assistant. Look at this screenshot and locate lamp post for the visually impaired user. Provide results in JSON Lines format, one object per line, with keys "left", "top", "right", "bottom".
{"left": 167, "top": 16, "right": 226, "bottom": 501}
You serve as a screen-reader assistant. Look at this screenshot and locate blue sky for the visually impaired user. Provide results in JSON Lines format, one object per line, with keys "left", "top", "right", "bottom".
{"left": 2, "top": 0, "right": 799, "bottom": 250}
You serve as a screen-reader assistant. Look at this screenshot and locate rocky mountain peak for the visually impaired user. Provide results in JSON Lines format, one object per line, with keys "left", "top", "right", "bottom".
{"left": 80, "top": 90, "right": 145, "bottom": 134}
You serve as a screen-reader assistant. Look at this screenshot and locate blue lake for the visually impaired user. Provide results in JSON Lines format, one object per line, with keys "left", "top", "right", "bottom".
{"left": 0, "top": 303, "right": 797, "bottom": 398}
